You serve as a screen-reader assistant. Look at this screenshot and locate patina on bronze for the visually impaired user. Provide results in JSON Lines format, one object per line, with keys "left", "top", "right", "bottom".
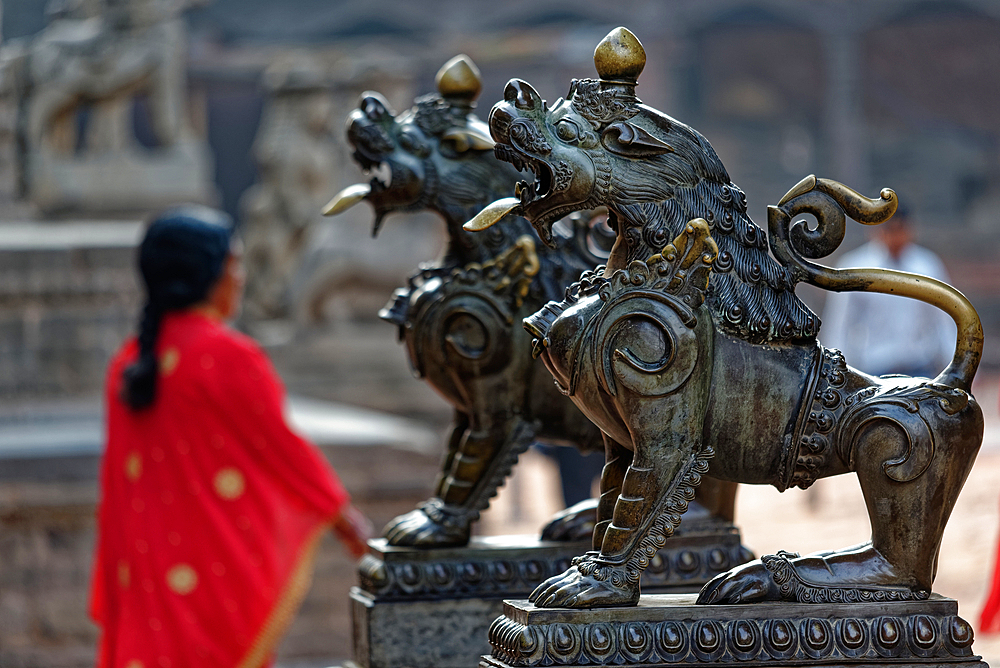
{"left": 467, "top": 27, "right": 984, "bottom": 609}
{"left": 324, "top": 55, "right": 746, "bottom": 551}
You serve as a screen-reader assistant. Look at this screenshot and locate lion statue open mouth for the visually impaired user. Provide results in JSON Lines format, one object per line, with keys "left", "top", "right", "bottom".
{"left": 466, "top": 27, "right": 984, "bottom": 609}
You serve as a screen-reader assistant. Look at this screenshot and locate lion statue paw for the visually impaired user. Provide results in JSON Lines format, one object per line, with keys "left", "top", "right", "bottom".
{"left": 540, "top": 498, "right": 598, "bottom": 542}
{"left": 382, "top": 501, "right": 471, "bottom": 548}
{"left": 529, "top": 561, "right": 639, "bottom": 608}
{"left": 697, "top": 559, "right": 782, "bottom": 604}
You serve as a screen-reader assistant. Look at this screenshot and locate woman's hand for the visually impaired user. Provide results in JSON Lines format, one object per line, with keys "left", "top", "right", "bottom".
{"left": 333, "top": 505, "right": 374, "bottom": 559}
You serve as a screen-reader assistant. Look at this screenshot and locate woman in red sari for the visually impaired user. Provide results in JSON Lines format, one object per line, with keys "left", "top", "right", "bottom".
{"left": 91, "top": 206, "right": 370, "bottom": 668}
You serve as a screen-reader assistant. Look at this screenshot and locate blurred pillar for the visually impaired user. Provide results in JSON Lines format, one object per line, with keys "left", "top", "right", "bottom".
{"left": 822, "top": 25, "right": 870, "bottom": 189}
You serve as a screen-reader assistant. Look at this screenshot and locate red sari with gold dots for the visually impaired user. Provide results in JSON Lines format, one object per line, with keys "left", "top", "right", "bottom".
{"left": 91, "top": 311, "right": 350, "bottom": 668}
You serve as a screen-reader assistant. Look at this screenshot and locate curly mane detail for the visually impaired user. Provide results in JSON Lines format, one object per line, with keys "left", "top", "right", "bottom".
{"left": 617, "top": 180, "right": 818, "bottom": 343}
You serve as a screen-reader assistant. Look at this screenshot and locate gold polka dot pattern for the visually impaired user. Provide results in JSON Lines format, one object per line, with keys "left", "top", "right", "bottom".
{"left": 125, "top": 452, "right": 142, "bottom": 482}
{"left": 118, "top": 560, "right": 130, "bottom": 588}
{"left": 213, "top": 467, "right": 245, "bottom": 500}
{"left": 159, "top": 347, "right": 180, "bottom": 375}
{"left": 166, "top": 564, "right": 198, "bottom": 595}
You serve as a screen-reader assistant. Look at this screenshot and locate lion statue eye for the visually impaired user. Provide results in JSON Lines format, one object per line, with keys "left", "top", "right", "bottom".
{"left": 555, "top": 120, "right": 579, "bottom": 142}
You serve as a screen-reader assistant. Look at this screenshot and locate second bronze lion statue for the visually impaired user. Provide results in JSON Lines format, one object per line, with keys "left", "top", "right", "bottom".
{"left": 325, "top": 55, "right": 745, "bottom": 552}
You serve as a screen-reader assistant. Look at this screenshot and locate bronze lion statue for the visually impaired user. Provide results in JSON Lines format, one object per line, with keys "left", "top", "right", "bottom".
{"left": 466, "top": 28, "right": 983, "bottom": 608}
{"left": 325, "top": 55, "right": 746, "bottom": 552}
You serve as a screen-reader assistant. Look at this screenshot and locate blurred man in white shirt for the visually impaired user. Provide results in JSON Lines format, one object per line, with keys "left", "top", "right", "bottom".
{"left": 821, "top": 209, "right": 955, "bottom": 378}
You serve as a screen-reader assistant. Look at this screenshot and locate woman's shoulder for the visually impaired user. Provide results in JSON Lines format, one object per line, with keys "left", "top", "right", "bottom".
{"left": 163, "top": 312, "right": 270, "bottom": 372}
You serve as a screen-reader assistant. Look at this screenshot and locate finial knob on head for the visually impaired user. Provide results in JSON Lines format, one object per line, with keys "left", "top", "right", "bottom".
{"left": 436, "top": 54, "right": 482, "bottom": 103}
{"left": 594, "top": 27, "right": 646, "bottom": 84}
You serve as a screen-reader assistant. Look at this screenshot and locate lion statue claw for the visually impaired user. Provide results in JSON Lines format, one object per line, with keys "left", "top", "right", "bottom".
{"left": 381, "top": 503, "right": 472, "bottom": 548}
{"left": 529, "top": 562, "right": 639, "bottom": 608}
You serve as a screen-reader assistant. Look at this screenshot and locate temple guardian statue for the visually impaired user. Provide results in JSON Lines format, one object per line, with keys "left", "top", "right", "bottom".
{"left": 467, "top": 30, "right": 983, "bottom": 665}
{"left": 325, "top": 54, "right": 748, "bottom": 555}
{"left": 324, "top": 54, "right": 757, "bottom": 668}
{"left": 4, "top": 0, "right": 215, "bottom": 213}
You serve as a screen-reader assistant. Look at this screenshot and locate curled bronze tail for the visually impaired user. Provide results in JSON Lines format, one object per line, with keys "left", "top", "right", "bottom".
{"left": 768, "top": 175, "right": 982, "bottom": 393}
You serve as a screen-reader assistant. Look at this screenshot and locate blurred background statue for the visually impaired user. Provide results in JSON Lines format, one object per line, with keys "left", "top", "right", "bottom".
{"left": 6, "top": 0, "right": 215, "bottom": 213}
{"left": 240, "top": 55, "right": 336, "bottom": 320}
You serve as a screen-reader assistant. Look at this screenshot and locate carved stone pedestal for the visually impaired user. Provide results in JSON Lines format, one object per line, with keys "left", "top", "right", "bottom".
{"left": 29, "top": 143, "right": 216, "bottom": 213}
{"left": 351, "top": 530, "right": 751, "bottom": 668}
{"left": 482, "top": 593, "right": 986, "bottom": 668}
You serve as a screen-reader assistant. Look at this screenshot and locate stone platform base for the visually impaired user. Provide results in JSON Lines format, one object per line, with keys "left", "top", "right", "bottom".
{"left": 482, "top": 593, "right": 986, "bottom": 668}
{"left": 351, "top": 532, "right": 751, "bottom": 668}
{"left": 351, "top": 587, "right": 503, "bottom": 668}
{"left": 358, "top": 530, "right": 751, "bottom": 602}
{"left": 351, "top": 537, "right": 585, "bottom": 668}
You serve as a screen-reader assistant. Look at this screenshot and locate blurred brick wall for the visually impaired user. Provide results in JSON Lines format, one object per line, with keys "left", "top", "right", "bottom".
{"left": 0, "top": 230, "right": 142, "bottom": 400}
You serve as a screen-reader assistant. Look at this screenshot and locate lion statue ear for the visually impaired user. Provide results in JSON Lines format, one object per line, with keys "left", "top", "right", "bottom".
{"left": 601, "top": 121, "right": 673, "bottom": 157}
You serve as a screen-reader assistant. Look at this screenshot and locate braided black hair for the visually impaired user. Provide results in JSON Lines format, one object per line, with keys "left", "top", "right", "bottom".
{"left": 122, "top": 205, "right": 234, "bottom": 409}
